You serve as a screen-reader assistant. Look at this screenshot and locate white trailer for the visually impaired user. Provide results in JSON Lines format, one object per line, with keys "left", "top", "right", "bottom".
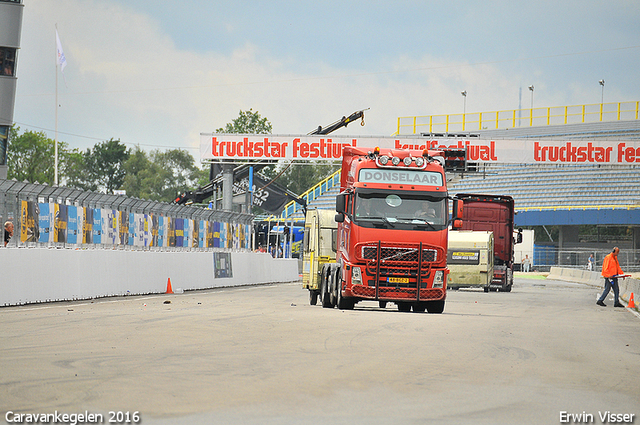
{"left": 447, "top": 230, "right": 494, "bottom": 292}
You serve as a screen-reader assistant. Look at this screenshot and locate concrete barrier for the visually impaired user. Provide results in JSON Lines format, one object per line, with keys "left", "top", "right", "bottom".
{"left": 547, "top": 267, "right": 640, "bottom": 305}
{"left": 0, "top": 248, "right": 300, "bottom": 307}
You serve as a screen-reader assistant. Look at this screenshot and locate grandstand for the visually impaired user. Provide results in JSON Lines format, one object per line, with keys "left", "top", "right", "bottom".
{"left": 447, "top": 119, "right": 640, "bottom": 210}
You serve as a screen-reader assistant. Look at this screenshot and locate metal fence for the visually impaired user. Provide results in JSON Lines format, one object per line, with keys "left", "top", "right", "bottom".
{"left": 0, "top": 179, "right": 253, "bottom": 251}
{"left": 531, "top": 246, "right": 640, "bottom": 272}
{"left": 396, "top": 100, "right": 640, "bottom": 135}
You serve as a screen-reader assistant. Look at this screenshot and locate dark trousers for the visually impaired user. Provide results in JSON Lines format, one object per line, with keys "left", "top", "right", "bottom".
{"left": 598, "top": 277, "right": 620, "bottom": 304}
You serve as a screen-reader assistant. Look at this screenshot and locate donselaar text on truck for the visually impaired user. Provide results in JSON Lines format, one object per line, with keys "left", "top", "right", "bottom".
{"left": 303, "top": 145, "right": 466, "bottom": 313}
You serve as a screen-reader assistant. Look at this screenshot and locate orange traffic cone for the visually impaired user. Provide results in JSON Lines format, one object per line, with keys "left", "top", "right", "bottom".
{"left": 166, "top": 278, "right": 174, "bottom": 294}
{"left": 628, "top": 293, "right": 635, "bottom": 309}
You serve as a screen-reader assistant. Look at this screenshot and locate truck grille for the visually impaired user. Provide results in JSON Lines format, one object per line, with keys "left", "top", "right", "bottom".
{"left": 361, "top": 246, "right": 438, "bottom": 263}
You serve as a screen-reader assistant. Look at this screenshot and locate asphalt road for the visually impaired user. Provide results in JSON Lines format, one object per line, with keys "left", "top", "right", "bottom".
{"left": 1, "top": 276, "right": 639, "bottom": 425}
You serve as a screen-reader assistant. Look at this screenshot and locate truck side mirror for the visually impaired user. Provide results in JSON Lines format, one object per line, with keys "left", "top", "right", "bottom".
{"left": 516, "top": 229, "right": 523, "bottom": 244}
{"left": 335, "top": 213, "right": 345, "bottom": 223}
{"left": 451, "top": 198, "right": 463, "bottom": 229}
{"left": 336, "top": 193, "right": 347, "bottom": 214}
{"left": 453, "top": 198, "right": 463, "bottom": 220}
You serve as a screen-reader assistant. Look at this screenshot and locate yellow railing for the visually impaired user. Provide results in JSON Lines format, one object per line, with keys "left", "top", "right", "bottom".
{"left": 396, "top": 101, "right": 640, "bottom": 135}
{"left": 276, "top": 168, "right": 341, "bottom": 220}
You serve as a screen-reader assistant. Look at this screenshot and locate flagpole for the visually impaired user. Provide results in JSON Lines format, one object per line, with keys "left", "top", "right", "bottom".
{"left": 54, "top": 24, "right": 59, "bottom": 186}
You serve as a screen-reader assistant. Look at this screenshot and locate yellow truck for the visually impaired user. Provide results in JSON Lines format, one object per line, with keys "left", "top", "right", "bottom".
{"left": 447, "top": 230, "right": 494, "bottom": 292}
{"left": 301, "top": 208, "right": 338, "bottom": 305}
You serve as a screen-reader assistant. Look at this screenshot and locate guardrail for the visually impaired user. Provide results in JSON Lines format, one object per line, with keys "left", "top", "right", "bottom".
{"left": 397, "top": 101, "right": 640, "bottom": 135}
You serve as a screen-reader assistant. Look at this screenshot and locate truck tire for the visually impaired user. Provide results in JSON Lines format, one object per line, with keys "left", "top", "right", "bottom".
{"left": 321, "top": 268, "right": 335, "bottom": 308}
{"left": 309, "top": 290, "right": 319, "bottom": 305}
{"left": 412, "top": 302, "right": 426, "bottom": 313}
{"left": 397, "top": 302, "right": 411, "bottom": 312}
{"left": 335, "top": 268, "right": 354, "bottom": 310}
{"left": 426, "top": 300, "right": 445, "bottom": 314}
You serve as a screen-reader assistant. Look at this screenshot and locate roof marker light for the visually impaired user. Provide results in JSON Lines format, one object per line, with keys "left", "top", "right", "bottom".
{"left": 379, "top": 155, "right": 389, "bottom": 165}
{"left": 391, "top": 157, "right": 401, "bottom": 166}
{"left": 403, "top": 157, "right": 412, "bottom": 166}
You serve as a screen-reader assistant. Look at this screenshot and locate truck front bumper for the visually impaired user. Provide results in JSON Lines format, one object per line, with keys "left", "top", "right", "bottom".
{"left": 347, "top": 284, "right": 445, "bottom": 302}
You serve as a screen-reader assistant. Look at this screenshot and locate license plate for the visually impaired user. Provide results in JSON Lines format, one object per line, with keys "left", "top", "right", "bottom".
{"left": 388, "top": 277, "right": 409, "bottom": 284}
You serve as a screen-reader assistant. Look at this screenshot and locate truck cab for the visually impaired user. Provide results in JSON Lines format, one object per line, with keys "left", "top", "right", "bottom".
{"left": 328, "top": 146, "right": 462, "bottom": 313}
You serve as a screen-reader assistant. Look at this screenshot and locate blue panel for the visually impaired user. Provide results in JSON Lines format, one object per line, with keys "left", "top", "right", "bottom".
{"left": 515, "top": 208, "right": 640, "bottom": 226}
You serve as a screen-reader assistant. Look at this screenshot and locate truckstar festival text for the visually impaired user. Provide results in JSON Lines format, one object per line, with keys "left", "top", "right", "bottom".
{"left": 200, "top": 135, "right": 640, "bottom": 164}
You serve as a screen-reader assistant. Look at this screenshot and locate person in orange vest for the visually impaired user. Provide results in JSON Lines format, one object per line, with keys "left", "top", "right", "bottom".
{"left": 596, "top": 247, "right": 625, "bottom": 307}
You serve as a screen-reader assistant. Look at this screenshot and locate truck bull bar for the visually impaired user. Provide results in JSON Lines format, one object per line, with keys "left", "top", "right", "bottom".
{"left": 351, "top": 241, "right": 445, "bottom": 302}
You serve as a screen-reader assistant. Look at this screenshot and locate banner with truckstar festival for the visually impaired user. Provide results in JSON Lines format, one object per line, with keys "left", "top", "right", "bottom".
{"left": 200, "top": 134, "right": 640, "bottom": 165}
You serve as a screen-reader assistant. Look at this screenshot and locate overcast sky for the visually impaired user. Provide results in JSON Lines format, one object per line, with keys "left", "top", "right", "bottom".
{"left": 12, "top": 0, "right": 640, "bottom": 156}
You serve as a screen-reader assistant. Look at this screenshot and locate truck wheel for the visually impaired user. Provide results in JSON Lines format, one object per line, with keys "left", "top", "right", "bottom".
{"left": 336, "top": 288, "right": 354, "bottom": 310}
{"left": 321, "top": 269, "right": 334, "bottom": 308}
{"left": 336, "top": 271, "right": 354, "bottom": 310}
{"left": 483, "top": 287, "right": 489, "bottom": 293}
{"left": 379, "top": 301, "right": 387, "bottom": 309}
{"left": 397, "top": 302, "right": 411, "bottom": 312}
{"left": 412, "top": 303, "right": 426, "bottom": 313}
{"left": 505, "top": 284, "right": 512, "bottom": 292}
{"left": 426, "top": 300, "right": 445, "bottom": 314}
{"left": 309, "top": 290, "right": 319, "bottom": 305}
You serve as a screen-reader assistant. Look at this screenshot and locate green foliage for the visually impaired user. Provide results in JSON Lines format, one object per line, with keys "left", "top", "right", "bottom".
{"left": 68, "top": 139, "right": 130, "bottom": 193}
{"left": 215, "top": 109, "right": 272, "bottom": 134}
{"left": 6, "top": 126, "right": 207, "bottom": 203}
{"left": 121, "top": 147, "right": 207, "bottom": 202}
{"left": 7, "top": 126, "right": 77, "bottom": 185}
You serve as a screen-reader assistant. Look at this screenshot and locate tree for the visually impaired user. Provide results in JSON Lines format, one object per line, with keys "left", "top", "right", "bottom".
{"left": 215, "top": 109, "right": 272, "bottom": 134}
{"left": 121, "top": 147, "right": 207, "bottom": 202}
{"left": 6, "top": 125, "right": 77, "bottom": 185}
{"left": 69, "top": 139, "right": 130, "bottom": 193}
{"left": 88, "top": 139, "right": 130, "bottom": 193}
{"left": 121, "top": 146, "right": 154, "bottom": 199}
{"left": 149, "top": 149, "right": 207, "bottom": 201}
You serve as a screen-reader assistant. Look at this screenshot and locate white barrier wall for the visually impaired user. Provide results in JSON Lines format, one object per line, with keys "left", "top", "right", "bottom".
{"left": 0, "top": 249, "right": 300, "bottom": 306}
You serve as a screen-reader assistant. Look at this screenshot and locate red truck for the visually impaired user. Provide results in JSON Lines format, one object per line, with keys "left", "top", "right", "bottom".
{"left": 451, "top": 194, "right": 522, "bottom": 292}
{"left": 318, "top": 145, "right": 465, "bottom": 313}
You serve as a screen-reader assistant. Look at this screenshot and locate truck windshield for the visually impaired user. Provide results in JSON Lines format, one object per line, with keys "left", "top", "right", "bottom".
{"left": 354, "top": 190, "right": 447, "bottom": 229}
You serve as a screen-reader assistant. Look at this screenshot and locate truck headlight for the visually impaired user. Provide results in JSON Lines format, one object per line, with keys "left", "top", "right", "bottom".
{"left": 433, "top": 270, "right": 444, "bottom": 288}
{"left": 352, "top": 267, "right": 362, "bottom": 285}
